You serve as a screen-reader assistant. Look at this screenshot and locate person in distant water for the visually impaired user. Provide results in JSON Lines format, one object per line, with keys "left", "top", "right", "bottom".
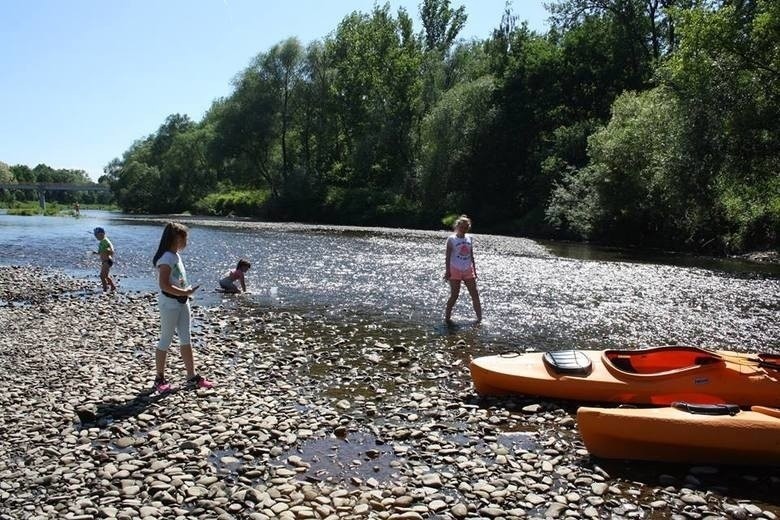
{"left": 219, "top": 259, "right": 251, "bottom": 293}
{"left": 444, "top": 215, "right": 482, "bottom": 323}
{"left": 92, "top": 227, "right": 116, "bottom": 292}
{"left": 152, "top": 222, "right": 214, "bottom": 392}
{"left": 73, "top": 202, "right": 80, "bottom": 216}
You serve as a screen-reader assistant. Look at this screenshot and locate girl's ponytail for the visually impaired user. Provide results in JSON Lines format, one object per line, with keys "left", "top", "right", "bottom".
{"left": 152, "top": 222, "right": 188, "bottom": 267}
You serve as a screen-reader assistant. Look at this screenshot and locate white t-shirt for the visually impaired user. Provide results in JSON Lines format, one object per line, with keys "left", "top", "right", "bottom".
{"left": 156, "top": 251, "right": 187, "bottom": 305}
{"left": 448, "top": 234, "right": 473, "bottom": 271}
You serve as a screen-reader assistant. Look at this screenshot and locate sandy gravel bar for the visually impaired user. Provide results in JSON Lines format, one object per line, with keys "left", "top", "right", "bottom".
{"left": 1, "top": 266, "right": 778, "bottom": 519}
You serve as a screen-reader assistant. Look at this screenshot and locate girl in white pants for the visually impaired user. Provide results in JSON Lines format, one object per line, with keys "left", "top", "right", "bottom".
{"left": 152, "top": 222, "right": 214, "bottom": 392}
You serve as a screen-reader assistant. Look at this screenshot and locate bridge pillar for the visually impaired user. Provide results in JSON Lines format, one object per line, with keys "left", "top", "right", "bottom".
{"left": 38, "top": 190, "right": 46, "bottom": 211}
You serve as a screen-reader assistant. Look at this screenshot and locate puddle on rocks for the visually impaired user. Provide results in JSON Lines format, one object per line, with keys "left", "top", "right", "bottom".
{"left": 274, "top": 431, "right": 398, "bottom": 486}
{"left": 265, "top": 428, "right": 540, "bottom": 488}
{"left": 0, "top": 298, "right": 32, "bottom": 308}
{"left": 209, "top": 449, "right": 245, "bottom": 476}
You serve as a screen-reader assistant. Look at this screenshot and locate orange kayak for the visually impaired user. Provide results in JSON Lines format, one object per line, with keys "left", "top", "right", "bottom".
{"left": 469, "top": 346, "right": 780, "bottom": 406}
{"left": 577, "top": 404, "right": 780, "bottom": 465}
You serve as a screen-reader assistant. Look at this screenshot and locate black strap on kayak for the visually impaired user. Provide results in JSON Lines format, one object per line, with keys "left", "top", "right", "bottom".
{"left": 543, "top": 350, "right": 592, "bottom": 376}
{"left": 672, "top": 401, "right": 741, "bottom": 416}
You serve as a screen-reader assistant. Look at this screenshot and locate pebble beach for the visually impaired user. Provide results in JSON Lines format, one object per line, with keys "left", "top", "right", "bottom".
{"left": 1, "top": 265, "right": 778, "bottom": 520}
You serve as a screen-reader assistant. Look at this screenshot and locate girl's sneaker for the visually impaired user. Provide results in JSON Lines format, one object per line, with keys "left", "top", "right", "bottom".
{"left": 154, "top": 377, "right": 172, "bottom": 393}
{"left": 187, "top": 374, "right": 214, "bottom": 389}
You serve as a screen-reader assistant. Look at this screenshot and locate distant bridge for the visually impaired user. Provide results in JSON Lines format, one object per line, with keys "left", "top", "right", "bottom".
{"left": 0, "top": 182, "right": 111, "bottom": 209}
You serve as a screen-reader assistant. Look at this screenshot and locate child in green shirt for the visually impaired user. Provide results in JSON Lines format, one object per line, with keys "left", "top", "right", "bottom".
{"left": 93, "top": 227, "right": 116, "bottom": 292}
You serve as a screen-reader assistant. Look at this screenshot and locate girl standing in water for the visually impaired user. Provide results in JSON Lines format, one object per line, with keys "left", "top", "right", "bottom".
{"left": 444, "top": 215, "right": 482, "bottom": 323}
{"left": 152, "top": 222, "right": 213, "bottom": 392}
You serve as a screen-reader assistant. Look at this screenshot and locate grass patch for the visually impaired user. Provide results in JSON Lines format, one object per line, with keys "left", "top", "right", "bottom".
{"left": 1, "top": 201, "right": 119, "bottom": 214}
{"left": 5, "top": 202, "right": 62, "bottom": 216}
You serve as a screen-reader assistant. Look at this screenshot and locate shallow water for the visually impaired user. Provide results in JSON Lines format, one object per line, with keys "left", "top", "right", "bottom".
{"left": 1, "top": 211, "right": 778, "bottom": 351}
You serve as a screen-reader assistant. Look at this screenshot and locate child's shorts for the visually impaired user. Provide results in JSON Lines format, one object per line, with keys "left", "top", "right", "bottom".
{"left": 102, "top": 259, "right": 114, "bottom": 268}
{"left": 219, "top": 278, "right": 236, "bottom": 291}
{"left": 449, "top": 267, "right": 475, "bottom": 281}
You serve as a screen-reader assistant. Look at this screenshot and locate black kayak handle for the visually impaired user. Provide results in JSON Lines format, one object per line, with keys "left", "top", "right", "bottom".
{"left": 672, "top": 401, "right": 741, "bottom": 416}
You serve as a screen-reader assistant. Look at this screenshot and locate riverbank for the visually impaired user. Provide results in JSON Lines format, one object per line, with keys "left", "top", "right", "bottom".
{"left": 1, "top": 266, "right": 778, "bottom": 519}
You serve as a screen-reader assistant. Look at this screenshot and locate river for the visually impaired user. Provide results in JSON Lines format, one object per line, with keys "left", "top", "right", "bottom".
{"left": 1, "top": 210, "right": 777, "bottom": 353}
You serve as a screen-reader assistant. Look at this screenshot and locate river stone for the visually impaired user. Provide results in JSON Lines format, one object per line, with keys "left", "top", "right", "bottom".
{"left": 389, "top": 513, "right": 423, "bottom": 520}
{"left": 420, "top": 473, "right": 442, "bottom": 487}
{"left": 187, "top": 486, "right": 208, "bottom": 497}
{"left": 115, "top": 437, "right": 135, "bottom": 448}
{"left": 451, "top": 503, "right": 468, "bottom": 518}
{"left": 681, "top": 494, "right": 707, "bottom": 505}
{"left": 121, "top": 485, "right": 140, "bottom": 496}
{"left": 394, "top": 495, "right": 414, "bottom": 506}
{"left": 545, "top": 503, "right": 567, "bottom": 518}
{"left": 479, "top": 506, "right": 505, "bottom": 518}
{"left": 429, "top": 499, "right": 447, "bottom": 512}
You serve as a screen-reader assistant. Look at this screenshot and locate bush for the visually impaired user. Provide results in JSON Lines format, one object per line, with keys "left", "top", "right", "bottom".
{"left": 440, "top": 213, "right": 459, "bottom": 228}
{"left": 193, "top": 189, "right": 271, "bottom": 217}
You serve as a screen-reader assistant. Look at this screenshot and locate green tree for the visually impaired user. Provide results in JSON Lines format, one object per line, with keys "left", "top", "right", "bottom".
{"left": 112, "top": 161, "right": 163, "bottom": 213}
{"left": 548, "top": 0, "right": 674, "bottom": 67}
{"left": 298, "top": 41, "right": 340, "bottom": 185}
{"left": 210, "top": 68, "right": 281, "bottom": 195}
{"left": 10, "top": 165, "right": 34, "bottom": 183}
{"left": 260, "top": 38, "right": 306, "bottom": 181}
{"left": 419, "top": 76, "right": 498, "bottom": 216}
{"left": 420, "top": 0, "right": 467, "bottom": 53}
{"left": 328, "top": 4, "right": 422, "bottom": 191}
{"left": 659, "top": 0, "right": 780, "bottom": 250}
{"left": 417, "top": 0, "right": 468, "bottom": 157}
{"left": 546, "top": 88, "right": 688, "bottom": 243}
{"left": 160, "top": 124, "right": 218, "bottom": 208}
{"left": 0, "top": 161, "right": 13, "bottom": 183}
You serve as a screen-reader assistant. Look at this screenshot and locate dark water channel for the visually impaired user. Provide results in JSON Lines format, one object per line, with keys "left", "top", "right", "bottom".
{"left": 1, "top": 210, "right": 777, "bottom": 352}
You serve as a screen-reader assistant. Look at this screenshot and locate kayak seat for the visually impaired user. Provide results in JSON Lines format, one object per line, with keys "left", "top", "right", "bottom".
{"left": 609, "top": 356, "right": 634, "bottom": 372}
{"left": 672, "top": 401, "right": 741, "bottom": 416}
{"left": 543, "top": 350, "right": 592, "bottom": 376}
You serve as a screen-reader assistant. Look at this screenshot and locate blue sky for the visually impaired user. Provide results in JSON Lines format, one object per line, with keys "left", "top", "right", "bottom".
{"left": 0, "top": 1, "right": 551, "bottom": 180}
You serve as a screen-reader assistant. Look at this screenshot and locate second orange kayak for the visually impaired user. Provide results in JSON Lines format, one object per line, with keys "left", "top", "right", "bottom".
{"left": 469, "top": 346, "right": 780, "bottom": 406}
{"left": 577, "top": 404, "right": 780, "bottom": 465}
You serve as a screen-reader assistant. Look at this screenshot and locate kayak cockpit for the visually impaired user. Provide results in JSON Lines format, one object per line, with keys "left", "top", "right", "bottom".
{"left": 603, "top": 346, "right": 723, "bottom": 375}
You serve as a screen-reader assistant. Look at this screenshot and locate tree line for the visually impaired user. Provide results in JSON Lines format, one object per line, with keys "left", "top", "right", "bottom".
{"left": 105, "top": 0, "right": 779, "bottom": 254}
{"left": 0, "top": 161, "right": 113, "bottom": 205}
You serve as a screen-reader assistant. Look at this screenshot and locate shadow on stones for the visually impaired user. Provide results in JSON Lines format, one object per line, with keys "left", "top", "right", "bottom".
{"left": 76, "top": 389, "right": 174, "bottom": 428}
{"left": 582, "top": 458, "right": 780, "bottom": 507}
